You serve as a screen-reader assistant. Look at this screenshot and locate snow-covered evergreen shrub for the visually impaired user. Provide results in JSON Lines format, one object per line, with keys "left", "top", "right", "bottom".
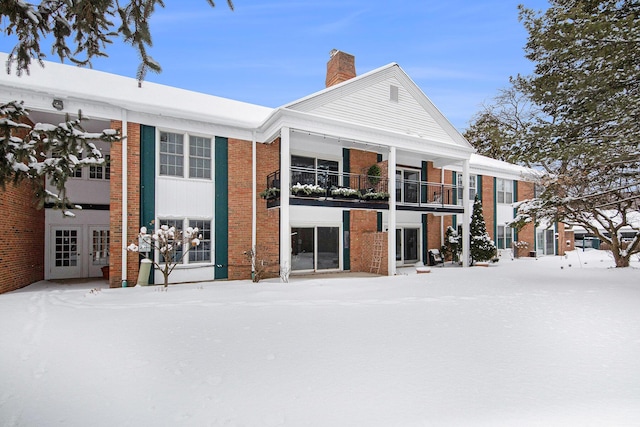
{"left": 469, "top": 195, "right": 497, "bottom": 264}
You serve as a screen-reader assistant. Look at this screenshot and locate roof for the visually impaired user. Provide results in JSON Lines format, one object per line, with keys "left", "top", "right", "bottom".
{"left": 0, "top": 53, "right": 273, "bottom": 129}
{"left": 470, "top": 154, "right": 541, "bottom": 181}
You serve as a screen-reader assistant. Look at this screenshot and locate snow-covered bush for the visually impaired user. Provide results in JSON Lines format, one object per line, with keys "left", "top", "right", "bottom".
{"left": 127, "top": 224, "right": 202, "bottom": 287}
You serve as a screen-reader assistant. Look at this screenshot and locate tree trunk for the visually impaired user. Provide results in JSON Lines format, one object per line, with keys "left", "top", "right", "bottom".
{"left": 610, "top": 239, "right": 631, "bottom": 268}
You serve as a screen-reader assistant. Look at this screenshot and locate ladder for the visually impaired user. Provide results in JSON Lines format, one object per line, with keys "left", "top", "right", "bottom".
{"left": 370, "top": 233, "right": 384, "bottom": 274}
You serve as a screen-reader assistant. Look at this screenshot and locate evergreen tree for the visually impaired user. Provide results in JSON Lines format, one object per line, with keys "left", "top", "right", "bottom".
{"left": 0, "top": 101, "right": 119, "bottom": 210}
{"left": 466, "top": 1, "right": 640, "bottom": 267}
{"left": 514, "top": 0, "right": 640, "bottom": 267}
{"left": 1, "top": 0, "right": 234, "bottom": 83}
{"left": 469, "top": 195, "right": 496, "bottom": 264}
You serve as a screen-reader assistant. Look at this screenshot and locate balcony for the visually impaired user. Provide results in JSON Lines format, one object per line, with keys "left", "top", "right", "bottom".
{"left": 262, "top": 168, "right": 463, "bottom": 213}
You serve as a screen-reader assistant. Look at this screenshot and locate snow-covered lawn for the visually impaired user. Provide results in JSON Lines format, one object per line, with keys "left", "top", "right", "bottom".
{"left": 1, "top": 250, "right": 639, "bottom": 426}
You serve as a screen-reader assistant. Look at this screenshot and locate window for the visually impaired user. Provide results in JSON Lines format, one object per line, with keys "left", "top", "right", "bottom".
{"left": 189, "top": 220, "right": 211, "bottom": 263}
{"left": 497, "top": 225, "right": 513, "bottom": 250}
{"left": 396, "top": 168, "right": 420, "bottom": 204}
{"left": 157, "top": 219, "right": 183, "bottom": 262}
{"left": 160, "top": 132, "right": 184, "bottom": 176}
{"left": 71, "top": 152, "right": 82, "bottom": 178}
{"left": 157, "top": 218, "right": 212, "bottom": 265}
{"left": 90, "top": 155, "right": 110, "bottom": 180}
{"left": 189, "top": 136, "right": 211, "bottom": 179}
{"left": 497, "top": 179, "right": 513, "bottom": 204}
{"left": 291, "top": 155, "right": 339, "bottom": 188}
{"left": 457, "top": 174, "right": 477, "bottom": 200}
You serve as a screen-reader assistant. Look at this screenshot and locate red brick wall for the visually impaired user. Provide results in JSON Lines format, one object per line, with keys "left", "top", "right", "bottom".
{"left": 557, "top": 223, "right": 575, "bottom": 255}
{"left": 426, "top": 214, "right": 442, "bottom": 253}
{"left": 0, "top": 180, "right": 45, "bottom": 293}
{"left": 481, "top": 175, "right": 496, "bottom": 241}
{"left": 349, "top": 210, "right": 376, "bottom": 272}
{"left": 255, "top": 139, "right": 281, "bottom": 279}
{"left": 0, "top": 117, "right": 45, "bottom": 294}
{"left": 109, "top": 121, "right": 141, "bottom": 288}
{"left": 516, "top": 181, "right": 535, "bottom": 256}
{"left": 349, "top": 149, "right": 378, "bottom": 176}
{"left": 227, "top": 138, "right": 253, "bottom": 280}
{"left": 360, "top": 232, "right": 389, "bottom": 276}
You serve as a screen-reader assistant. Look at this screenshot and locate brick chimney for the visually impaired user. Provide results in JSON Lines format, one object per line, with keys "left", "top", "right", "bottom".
{"left": 325, "top": 49, "right": 356, "bottom": 88}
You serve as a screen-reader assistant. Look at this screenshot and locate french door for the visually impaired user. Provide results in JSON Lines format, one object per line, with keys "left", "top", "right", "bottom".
{"left": 50, "top": 226, "right": 82, "bottom": 279}
{"left": 88, "top": 226, "right": 110, "bottom": 277}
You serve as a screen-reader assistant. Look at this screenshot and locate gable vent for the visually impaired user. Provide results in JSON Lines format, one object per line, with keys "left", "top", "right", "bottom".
{"left": 390, "top": 85, "right": 399, "bottom": 102}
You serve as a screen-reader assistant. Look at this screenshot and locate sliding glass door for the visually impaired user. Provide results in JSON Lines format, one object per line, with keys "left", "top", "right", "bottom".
{"left": 291, "top": 226, "right": 340, "bottom": 271}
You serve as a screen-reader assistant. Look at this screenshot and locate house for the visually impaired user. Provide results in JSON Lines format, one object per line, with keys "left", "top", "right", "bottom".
{"left": 0, "top": 50, "right": 565, "bottom": 292}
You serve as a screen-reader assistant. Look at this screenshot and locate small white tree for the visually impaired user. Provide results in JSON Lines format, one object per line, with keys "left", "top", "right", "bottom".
{"left": 127, "top": 225, "right": 202, "bottom": 287}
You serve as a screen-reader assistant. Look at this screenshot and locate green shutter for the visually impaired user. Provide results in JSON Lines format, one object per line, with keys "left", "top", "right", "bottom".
{"left": 140, "top": 125, "right": 156, "bottom": 284}
{"left": 493, "top": 177, "right": 498, "bottom": 244}
{"left": 343, "top": 211, "right": 350, "bottom": 270}
{"left": 513, "top": 180, "right": 519, "bottom": 242}
{"left": 422, "top": 214, "right": 428, "bottom": 264}
{"left": 140, "top": 125, "right": 156, "bottom": 230}
{"left": 343, "top": 148, "right": 350, "bottom": 187}
{"left": 377, "top": 153, "right": 383, "bottom": 163}
{"left": 377, "top": 212, "right": 382, "bottom": 232}
{"left": 421, "top": 161, "right": 427, "bottom": 203}
{"left": 214, "top": 136, "right": 228, "bottom": 279}
{"left": 452, "top": 171, "right": 457, "bottom": 205}
{"left": 477, "top": 175, "right": 483, "bottom": 201}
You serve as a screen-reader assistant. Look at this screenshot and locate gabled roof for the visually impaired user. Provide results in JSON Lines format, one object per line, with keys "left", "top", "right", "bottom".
{"left": 281, "top": 63, "right": 474, "bottom": 151}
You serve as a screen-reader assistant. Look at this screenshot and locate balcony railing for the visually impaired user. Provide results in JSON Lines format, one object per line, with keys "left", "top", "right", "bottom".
{"left": 264, "top": 168, "right": 462, "bottom": 207}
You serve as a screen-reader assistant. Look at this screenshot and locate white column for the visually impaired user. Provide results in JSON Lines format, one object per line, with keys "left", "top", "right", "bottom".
{"left": 461, "top": 159, "right": 470, "bottom": 267}
{"left": 121, "top": 110, "right": 128, "bottom": 286}
{"left": 387, "top": 147, "right": 397, "bottom": 276}
{"left": 279, "top": 127, "right": 291, "bottom": 279}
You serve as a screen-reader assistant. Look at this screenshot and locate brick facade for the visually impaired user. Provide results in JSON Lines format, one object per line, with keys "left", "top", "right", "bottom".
{"left": 227, "top": 138, "right": 254, "bottom": 280}
{"left": 0, "top": 118, "right": 44, "bottom": 294}
{"left": 255, "top": 139, "right": 281, "bottom": 279}
{"left": 109, "top": 121, "right": 142, "bottom": 288}
{"left": 0, "top": 180, "right": 45, "bottom": 294}
{"left": 515, "top": 181, "right": 536, "bottom": 257}
{"left": 349, "top": 149, "right": 378, "bottom": 176}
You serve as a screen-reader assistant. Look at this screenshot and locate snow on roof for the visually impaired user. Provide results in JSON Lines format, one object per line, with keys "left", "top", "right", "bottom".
{"left": 0, "top": 53, "right": 273, "bottom": 128}
{"left": 470, "top": 153, "right": 541, "bottom": 181}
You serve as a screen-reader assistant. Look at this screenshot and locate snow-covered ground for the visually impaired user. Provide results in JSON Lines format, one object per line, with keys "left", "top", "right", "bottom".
{"left": 1, "top": 250, "right": 639, "bottom": 426}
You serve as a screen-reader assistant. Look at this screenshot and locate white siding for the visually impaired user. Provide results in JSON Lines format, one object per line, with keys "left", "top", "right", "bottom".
{"left": 297, "top": 77, "right": 454, "bottom": 145}
{"left": 156, "top": 178, "right": 214, "bottom": 219}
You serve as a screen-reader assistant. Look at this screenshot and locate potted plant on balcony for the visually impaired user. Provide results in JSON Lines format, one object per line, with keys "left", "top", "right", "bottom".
{"left": 360, "top": 190, "right": 390, "bottom": 201}
{"left": 367, "top": 164, "right": 382, "bottom": 186}
{"left": 259, "top": 187, "right": 280, "bottom": 200}
{"left": 330, "top": 187, "right": 360, "bottom": 200}
{"left": 291, "top": 182, "right": 326, "bottom": 197}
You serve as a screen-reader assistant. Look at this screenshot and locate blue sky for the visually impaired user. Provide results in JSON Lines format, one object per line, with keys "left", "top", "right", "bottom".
{"left": 1, "top": 0, "right": 549, "bottom": 131}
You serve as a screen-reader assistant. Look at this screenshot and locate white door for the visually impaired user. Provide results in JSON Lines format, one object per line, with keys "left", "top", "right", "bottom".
{"left": 50, "top": 226, "right": 82, "bottom": 279}
{"left": 89, "top": 226, "right": 110, "bottom": 277}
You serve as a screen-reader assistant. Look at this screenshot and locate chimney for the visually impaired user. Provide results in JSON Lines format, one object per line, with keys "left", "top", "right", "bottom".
{"left": 325, "top": 49, "right": 356, "bottom": 88}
